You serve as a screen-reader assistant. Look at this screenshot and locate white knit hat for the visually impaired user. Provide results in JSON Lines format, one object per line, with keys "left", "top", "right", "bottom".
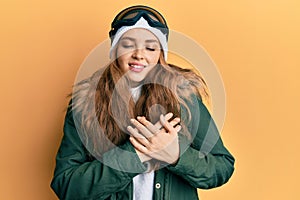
{"left": 109, "top": 17, "right": 168, "bottom": 60}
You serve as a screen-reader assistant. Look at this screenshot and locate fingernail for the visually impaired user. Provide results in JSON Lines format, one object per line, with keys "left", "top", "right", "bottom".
{"left": 167, "top": 113, "right": 173, "bottom": 118}
{"left": 137, "top": 116, "right": 141, "bottom": 120}
{"left": 130, "top": 119, "right": 135, "bottom": 123}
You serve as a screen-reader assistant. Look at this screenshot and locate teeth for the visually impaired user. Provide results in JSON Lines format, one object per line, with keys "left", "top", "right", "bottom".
{"left": 129, "top": 64, "right": 144, "bottom": 69}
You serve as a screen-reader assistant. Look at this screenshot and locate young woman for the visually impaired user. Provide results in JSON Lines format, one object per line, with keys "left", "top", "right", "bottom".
{"left": 51, "top": 5, "right": 235, "bottom": 200}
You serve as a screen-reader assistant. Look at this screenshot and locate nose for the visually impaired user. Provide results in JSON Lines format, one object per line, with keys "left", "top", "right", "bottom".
{"left": 132, "top": 48, "right": 144, "bottom": 60}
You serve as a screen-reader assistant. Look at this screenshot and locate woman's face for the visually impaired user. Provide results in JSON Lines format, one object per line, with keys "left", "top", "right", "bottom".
{"left": 116, "top": 28, "right": 161, "bottom": 87}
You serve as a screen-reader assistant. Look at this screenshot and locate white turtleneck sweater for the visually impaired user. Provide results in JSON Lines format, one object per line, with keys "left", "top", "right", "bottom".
{"left": 130, "top": 85, "right": 154, "bottom": 200}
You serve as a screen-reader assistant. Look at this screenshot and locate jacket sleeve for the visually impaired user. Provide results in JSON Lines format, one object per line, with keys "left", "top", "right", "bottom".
{"left": 167, "top": 95, "right": 235, "bottom": 189}
{"left": 50, "top": 108, "right": 147, "bottom": 200}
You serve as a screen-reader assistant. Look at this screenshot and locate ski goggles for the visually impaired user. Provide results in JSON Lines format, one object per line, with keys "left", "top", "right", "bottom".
{"left": 109, "top": 5, "right": 169, "bottom": 39}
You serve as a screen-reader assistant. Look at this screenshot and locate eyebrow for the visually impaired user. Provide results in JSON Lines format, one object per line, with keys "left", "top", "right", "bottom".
{"left": 120, "top": 37, "right": 159, "bottom": 43}
{"left": 145, "top": 39, "right": 159, "bottom": 43}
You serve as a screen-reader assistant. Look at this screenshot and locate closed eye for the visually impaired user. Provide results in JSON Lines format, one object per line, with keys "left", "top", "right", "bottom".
{"left": 146, "top": 47, "right": 156, "bottom": 51}
{"left": 122, "top": 44, "right": 134, "bottom": 48}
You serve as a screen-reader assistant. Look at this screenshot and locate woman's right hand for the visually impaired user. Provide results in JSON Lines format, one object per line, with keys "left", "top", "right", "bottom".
{"left": 127, "top": 113, "right": 181, "bottom": 164}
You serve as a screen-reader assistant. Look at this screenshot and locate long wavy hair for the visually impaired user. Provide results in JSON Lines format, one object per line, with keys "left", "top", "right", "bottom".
{"left": 71, "top": 52, "right": 210, "bottom": 160}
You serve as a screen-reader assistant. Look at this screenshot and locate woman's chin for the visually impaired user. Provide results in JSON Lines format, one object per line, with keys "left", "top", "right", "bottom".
{"left": 129, "top": 80, "right": 143, "bottom": 87}
{"left": 127, "top": 76, "right": 145, "bottom": 87}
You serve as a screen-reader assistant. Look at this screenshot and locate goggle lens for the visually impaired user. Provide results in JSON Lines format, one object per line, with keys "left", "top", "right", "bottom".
{"left": 109, "top": 6, "right": 169, "bottom": 38}
{"left": 122, "top": 12, "right": 161, "bottom": 23}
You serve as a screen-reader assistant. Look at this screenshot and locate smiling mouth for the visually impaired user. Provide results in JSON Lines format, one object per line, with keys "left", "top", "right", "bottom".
{"left": 128, "top": 63, "right": 146, "bottom": 72}
{"left": 129, "top": 63, "right": 145, "bottom": 68}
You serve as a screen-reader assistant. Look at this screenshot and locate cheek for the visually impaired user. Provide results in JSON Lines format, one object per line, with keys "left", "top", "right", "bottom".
{"left": 117, "top": 55, "right": 130, "bottom": 72}
{"left": 150, "top": 53, "right": 160, "bottom": 64}
{"left": 116, "top": 46, "right": 133, "bottom": 58}
{"left": 153, "top": 54, "right": 160, "bottom": 64}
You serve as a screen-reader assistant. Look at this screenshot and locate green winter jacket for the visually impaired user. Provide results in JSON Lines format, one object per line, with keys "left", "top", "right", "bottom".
{"left": 51, "top": 94, "right": 235, "bottom": 200}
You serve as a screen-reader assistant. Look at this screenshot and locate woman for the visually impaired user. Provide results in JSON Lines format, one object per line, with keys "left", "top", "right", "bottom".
{"left": 51, "top": 5, "right": 235, "bottom": 200}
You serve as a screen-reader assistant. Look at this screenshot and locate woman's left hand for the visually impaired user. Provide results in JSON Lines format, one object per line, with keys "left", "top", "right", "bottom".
{"left": 127, "top": 114, "right": 181, "bottom": 164}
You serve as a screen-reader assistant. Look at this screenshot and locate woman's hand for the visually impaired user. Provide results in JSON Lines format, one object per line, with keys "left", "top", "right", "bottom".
{"left": 127, "top": 113, "right": 181, "bottom": 164}
{"left": 127, "top": 113, "right": 174, "bottom": 163}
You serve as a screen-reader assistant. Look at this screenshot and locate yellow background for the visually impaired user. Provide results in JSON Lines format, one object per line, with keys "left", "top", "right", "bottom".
{"left": 1, "top": 0, "right": 299, "bottom": 199}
